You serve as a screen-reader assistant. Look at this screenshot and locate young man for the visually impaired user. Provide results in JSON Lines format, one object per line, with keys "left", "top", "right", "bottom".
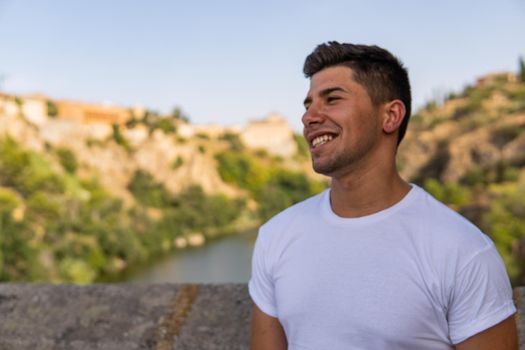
{"left": 249, "top": 42, "right": 518, "bottom": 349}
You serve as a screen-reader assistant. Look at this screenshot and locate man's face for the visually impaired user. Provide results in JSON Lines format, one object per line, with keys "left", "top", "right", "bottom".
{"left": 302, "top": 65, "right": 384, "bottom": 178}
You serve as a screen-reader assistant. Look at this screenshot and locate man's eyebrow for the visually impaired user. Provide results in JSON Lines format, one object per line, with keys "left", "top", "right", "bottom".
{"left": 319, "top": 87, "right": 346, "bottom": 97}
{"left": 304, "top": 87, "right": 347, "bottom": 106}
{"left": 303, "top": 96, "right": 312, "bottom": 107}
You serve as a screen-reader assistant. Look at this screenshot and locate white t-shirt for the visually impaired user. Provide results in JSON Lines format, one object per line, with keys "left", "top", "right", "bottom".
{"left": 249, "top": 185, "right": 516, "bottom": 349}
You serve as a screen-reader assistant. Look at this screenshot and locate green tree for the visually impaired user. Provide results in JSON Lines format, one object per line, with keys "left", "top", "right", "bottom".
{"left": 482, "top": 184, "right": 525, "bottom": 285}
{"left": 128, "top": 170, "right": 171, "bottom": 207}
{"left": 0, "top": 188, "right": 37, "bottom": 281}
{"left": 215, "top": 151, "right": 267, "bottom": 191}
{"left": 293, "top": 133, "right": 310, "bottom": 160}
{"left": 111, "top": 124, "right": 130, "bottom": 150}
{"left": 57, "top": 147, "right": 78, "bottom": 174}
{"left": 423, "top": 179, "right": 470, "bottom": 207}
{"left": 256, "top": 169, "right": 324, "bottom": 220}
{"left": 46, "top": 100, "right": 58, "bottom": 117}
{"left": 519, "top": 56, "right": 525, "bottom": 83}
{"left": 171, "top": 106, "right": 190, "bottom": 123}
{"left": 219, "top": 132, "right": 244, "bottom": 152}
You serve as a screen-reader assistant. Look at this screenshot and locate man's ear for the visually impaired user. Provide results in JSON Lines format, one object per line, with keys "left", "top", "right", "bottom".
{"left": 382, "top": 100, "right": 406, "bottom": 134}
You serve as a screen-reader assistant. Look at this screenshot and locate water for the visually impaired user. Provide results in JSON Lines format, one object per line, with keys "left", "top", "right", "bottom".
{"left": 130, "top": 230, "right": 257, "bottom": 283}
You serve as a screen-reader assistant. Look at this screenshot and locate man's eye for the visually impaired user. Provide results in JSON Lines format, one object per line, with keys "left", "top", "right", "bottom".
{"left": 327, "top": 96, "right": 341, "bottom": 103}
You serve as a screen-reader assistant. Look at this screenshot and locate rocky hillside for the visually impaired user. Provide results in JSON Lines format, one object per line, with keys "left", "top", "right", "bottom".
{"left": 0, "top": 97, "right": 324, "bottom": 283}
{"left": 0, "top": 96, "right": 311, "bottom": 206}
{"left": 399, "top": 72, "right": 525, "bottom": 184}
{"left": 1, "top": 69, "right": 524, "bottom": 285}
{"left": 398, "top": 71, "right": 525, "bottom": 285}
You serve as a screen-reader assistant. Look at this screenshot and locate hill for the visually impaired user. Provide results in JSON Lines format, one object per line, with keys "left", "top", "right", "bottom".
{"left": 1, "top": 68, "right": 524, "bottom": 285}
{"left": 398, "top": 71, "right": 525, "bottom": 285}
{"left": 0, "top": 96, "right": 325, "bottom": 283}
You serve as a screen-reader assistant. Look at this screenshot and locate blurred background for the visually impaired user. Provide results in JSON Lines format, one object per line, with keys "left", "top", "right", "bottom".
{"left": 0, "top": 0, "right": 524, "bottom": 286}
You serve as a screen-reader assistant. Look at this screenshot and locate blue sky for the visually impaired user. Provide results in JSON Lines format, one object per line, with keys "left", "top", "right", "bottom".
{"left": 0, "top": 0, "right": 523, "bottom": 130}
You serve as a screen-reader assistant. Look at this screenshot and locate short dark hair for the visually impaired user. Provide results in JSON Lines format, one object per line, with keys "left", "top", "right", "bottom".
{"left": 303, "top": 41, "right": 412, "bottom": 145}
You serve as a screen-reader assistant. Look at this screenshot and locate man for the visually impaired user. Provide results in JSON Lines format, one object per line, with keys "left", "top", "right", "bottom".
{"left": 249, "top": 42, "right": 518, "bottom": 349}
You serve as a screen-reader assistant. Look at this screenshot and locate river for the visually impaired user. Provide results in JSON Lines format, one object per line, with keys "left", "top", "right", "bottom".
{"left": 128, "top": 230, "right": 257, "bottom": 283}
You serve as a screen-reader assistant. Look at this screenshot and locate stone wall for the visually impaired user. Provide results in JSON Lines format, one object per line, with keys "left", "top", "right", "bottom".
{"left": 0, "top": 284, "right": 523, "bottom": 349}
{"left": 55, "top": 100, "right": 131, "bottom": 125}
{"left": 0, "top": 284, "right": 250, "bottom": 350}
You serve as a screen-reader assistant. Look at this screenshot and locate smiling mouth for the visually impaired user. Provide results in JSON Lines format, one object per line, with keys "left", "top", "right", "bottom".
{"left": 311, "top": 134, "right": 335, "bottom": 148}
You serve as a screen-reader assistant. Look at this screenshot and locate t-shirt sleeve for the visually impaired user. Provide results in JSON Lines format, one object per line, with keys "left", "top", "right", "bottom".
{"left": 447, "top": 242, "right": 517, "bottom": 344}
{"left": 249, "top": 226, "right": 278, "bottom": 317}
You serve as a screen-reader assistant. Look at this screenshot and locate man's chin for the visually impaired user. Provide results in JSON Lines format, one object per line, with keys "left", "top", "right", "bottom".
{"left": 312, "top": 160, "right": 335, "bottom": 177}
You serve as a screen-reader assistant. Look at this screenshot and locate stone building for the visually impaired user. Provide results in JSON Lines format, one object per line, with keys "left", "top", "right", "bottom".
{"left": 240, "top": 113, "right": 298, "bottom": 158}
{"left": 55, "top": 99, "right": 131, "bottom": 125}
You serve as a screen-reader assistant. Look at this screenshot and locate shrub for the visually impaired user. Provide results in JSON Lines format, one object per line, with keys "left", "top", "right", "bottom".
{"left": 57, "top": 147, "right": 78, "bottom": 174}
{"left": 128, "top": 170, "right": 171, "bottom": 207}
{"left": 483, "top": 184, "right": 525, "bottom": 285}
{"left": 46, "top": 100, "right": 58, "bottom": 117}
{"left": 519, "top": 56, "right": 525, "bottom": 83}
{"left": 293, "top": 133, "right": 309, "bottom": 159}
{"left": 156, "top": 118, "right": 176, "bottom": 134}
{"left": 215, "top": 151, "right": 268, "bottom": 192}
{"left": 491, "top": 125, "right": 522, "bottom": 148}
{"left": 423, "top": 179, "right": 470, "bottom": 206}
{"left": 111, "top": 124, "right": 131, "bottom": 150}
{"left": 171, "top": 107, "right": 190, "bottom": 123}
{"left": 172, "top": 156, "right": 184, "bottom": 169}
{"left": 219, "top": 132, "right": 244, "bottom": 151}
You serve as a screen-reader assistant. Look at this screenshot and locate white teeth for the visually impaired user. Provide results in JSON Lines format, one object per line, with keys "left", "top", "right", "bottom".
{"left": 312, "top": 134, "right": 334, "bottom": 148}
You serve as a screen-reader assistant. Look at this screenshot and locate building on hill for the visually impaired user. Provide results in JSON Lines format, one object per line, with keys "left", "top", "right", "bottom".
{"left": 476, "top": 72, "right": 517, "bottom": 87}
{"left": 55, "top": 100, "right": 132, "bottom": 125}
{"left": 1, "top": 93, "right": 134, "bottom": 127}
{"left": 176, "top": 113, "right": 298, "bottom": 158}
{"left": 177, "top": 123, "right": 240, "bottom": 139}
{"left": 240, "top": 113, "right": 298, "bottom": 158}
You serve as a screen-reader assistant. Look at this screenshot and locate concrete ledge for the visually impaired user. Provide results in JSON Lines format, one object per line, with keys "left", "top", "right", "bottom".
{"left": 516, "top": 287, "right": 525, "bottom": 350}
{"left": 0, "top": 284, "right": 523, "bottom": 349}
{"left": 0, "top": 284, "right": 250, "bottom": 350}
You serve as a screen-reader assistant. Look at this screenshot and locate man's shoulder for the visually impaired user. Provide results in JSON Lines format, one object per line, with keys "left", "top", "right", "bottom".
{"left": 409, "top": 185, "right": 492, "bottom": 252}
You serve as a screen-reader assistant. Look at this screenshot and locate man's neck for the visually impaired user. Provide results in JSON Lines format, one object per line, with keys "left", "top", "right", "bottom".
{"left": 329, "top": 164, "right": 410, "bottom": 218}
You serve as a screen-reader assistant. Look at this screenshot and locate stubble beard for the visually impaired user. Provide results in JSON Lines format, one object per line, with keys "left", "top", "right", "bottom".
{"left": 310, "top": 137, "right": 377, "bottom": 178}
{"left": 311, "top": 151, "right": 355, "bottom": 178}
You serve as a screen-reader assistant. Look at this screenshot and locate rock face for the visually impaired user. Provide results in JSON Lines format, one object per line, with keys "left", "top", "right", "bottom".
{"left": 0, "top": 284, "right": 251, "bottom": 350}
{"left": 0, "top": 95, "right": 301, "bottom": 204}
{"left": 398, "top": 72, "right": 525, "bottom": 183}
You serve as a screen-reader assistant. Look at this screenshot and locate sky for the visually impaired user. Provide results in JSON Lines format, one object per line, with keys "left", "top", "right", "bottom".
{"left": 0, "top": 0, "right": 524, "bottom": 130}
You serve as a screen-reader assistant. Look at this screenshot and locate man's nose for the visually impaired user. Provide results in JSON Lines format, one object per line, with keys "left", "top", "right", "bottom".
{"left": 302, "top": 103, "right": 325, "bottom": 127}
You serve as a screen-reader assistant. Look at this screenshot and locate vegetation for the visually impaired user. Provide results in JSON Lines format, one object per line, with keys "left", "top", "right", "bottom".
{"left": 0, "top": 137, "right": 246, "bottom": 283}
{"left": 56, "top": 147, "right": 78, "bottom": 174}
{"left": 128, "top": 170, "right": 170, "bottom": 208}
{"left": 170, "top": 106, "right": 190, "bottom": 123}
{"left": 172, "top": 156, "right": 184, "bottom": 169}
{"left": 519, "top": 56, "right": 525, "bottom": 83}
{"left": 215, "top": 147, "right": 325, "bottom": 221}
{"left": 111, "top": 124, "right": 131, "bottom": 151}
{"left": 125, "top": 108, "right": 183, "bottom": 135}
{"left": 46, "top": 100, "right": 58, "bottom": 117}
{"left": 2, "top": 67, "right": 524, "bottom": 286}
{"left": 293, "top": 133, "right": 309, "bottom": 160}
{"left": 219, "top": 132, "right": 244, "bottom": 152}
{"left": 412, "top": 70, "right": 525, "bottom": 286}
